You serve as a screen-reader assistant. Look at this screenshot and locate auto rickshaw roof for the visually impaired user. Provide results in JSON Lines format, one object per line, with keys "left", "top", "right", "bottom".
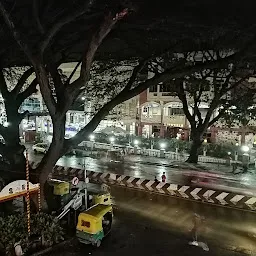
{"left": 81, "top": 204, "right": 112, "bottom": 220}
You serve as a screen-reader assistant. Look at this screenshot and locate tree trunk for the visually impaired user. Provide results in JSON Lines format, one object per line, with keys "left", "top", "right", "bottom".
{"left": 36, "top": 116, "right": 66, "bottom": 209}
{"left": 186, "top": 138, "right": 202, "bottom": 163}
{"left": 186, "top": 126, "right": 204, "bottom": 164}
{"left": 241, "top": 125, "right": 246, "bottom": 144}
{"left": 0, "top": 103, "right": 26, "bottom": 176}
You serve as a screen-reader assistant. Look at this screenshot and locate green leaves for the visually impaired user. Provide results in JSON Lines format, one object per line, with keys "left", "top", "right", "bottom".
{"left": 0, "top": 213, "right": 64, "bottom": 255}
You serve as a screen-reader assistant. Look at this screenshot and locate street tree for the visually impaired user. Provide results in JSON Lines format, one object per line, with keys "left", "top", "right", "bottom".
{"left": 0, "top": 67, "right": 37, "bottom": 173}
{"left": 0, "top": 0, "right": 256, "bottom": 203}
{"left": 220, "top": 84, "right": 256, "bottom": 144}
{"left": 168, "top": 51, "right": 256, "bottom": 163}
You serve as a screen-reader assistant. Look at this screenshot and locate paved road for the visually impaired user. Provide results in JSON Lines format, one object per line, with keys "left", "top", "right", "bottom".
{"left": 47, "top": 185, "right": 256, "bottom": 256}
{"left": 28, "top": 149, "right": 256, "bottom": 196}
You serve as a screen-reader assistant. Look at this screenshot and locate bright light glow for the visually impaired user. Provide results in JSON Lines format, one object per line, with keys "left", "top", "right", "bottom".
{"left": 204, "top": 139, "right": 207, "bottom": 143}
{"left": 241, "top": 145, "right": 249, "bottom": 152}
{"left": 160, "top": 142, "right": 166, "bottom": 149}
{"left": 235, "top": 142, "right": 239, "bottom": 146}
{"left": 81, "top": 96, "right": 85, "bottom": 101}
{"left": 228, "top": 151, "right": 231, "bottom": 155}
{"left": 89, "top": 134, "right": 95, "bottom": 141}
{"left": 3, "top": 121, "right": 10, "bottom": 127}
{"left": 109, "top": 136, "right": 115, "bottom": 143}
{"left": 134, "top": 139, "right": 139, "bottom": 145}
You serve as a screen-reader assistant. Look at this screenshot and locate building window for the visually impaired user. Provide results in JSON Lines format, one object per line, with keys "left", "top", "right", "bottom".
{"left": 149, "top": 85, "right": 157, "bottom": 92}
{"left": 168, "top": 107, "right": 183, "bottom": 116}
{"left": 152, "top": 107, "right": 159, "bottom": 115}
{"left": 70, "top": 115, "right": 74, "bottom": 123}
{"left": 143, "top": 107, "right": 148, "bottom": 113}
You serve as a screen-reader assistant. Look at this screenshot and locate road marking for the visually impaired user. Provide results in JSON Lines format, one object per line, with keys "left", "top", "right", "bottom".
{"left": 216, "top": 192, "right": 229, "bottom": 205}
{"left": 230, "top": 195, "right": 244, "bottom": 205}
{"left": 191, "top": 188, "right": 202, "bottom": 200}
{"left": 178, "top": 186, "right": 190, "bottom": 198}
{"left": 144, "top": 180, "right": 154, "bottom": 191}
{"left": 203, "top": 190, "right": 216, "bottom": 203}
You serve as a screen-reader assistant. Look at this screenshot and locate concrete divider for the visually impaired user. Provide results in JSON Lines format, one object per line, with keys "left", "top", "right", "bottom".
{"left": 49, "top": 164, "right": 256, "bottom": 212}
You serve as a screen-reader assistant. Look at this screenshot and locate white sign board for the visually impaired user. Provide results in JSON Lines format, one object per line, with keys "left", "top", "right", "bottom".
{"left": 72, "top": 177, "right": 79, "bottom": 186}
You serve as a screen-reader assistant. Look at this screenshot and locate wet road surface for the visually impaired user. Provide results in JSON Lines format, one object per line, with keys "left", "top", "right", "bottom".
{"left": 29, "top": 150, "right": 256, "bottom": 196}
{"left": 46, "top": 184, "right": 256, "bottom": 256}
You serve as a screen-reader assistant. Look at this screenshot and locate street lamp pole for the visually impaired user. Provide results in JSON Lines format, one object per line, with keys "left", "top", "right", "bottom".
{"left": 203, "top": 139, "right": 207, "bottom": 157}
{"left": 159, "top": 142, "right": 166, "bottom": 158}
{"left": 235, "top": 142, "right": 239, "bottom": 161}
{"left": 89, "top": 134, "right": 95, "bottom": 156}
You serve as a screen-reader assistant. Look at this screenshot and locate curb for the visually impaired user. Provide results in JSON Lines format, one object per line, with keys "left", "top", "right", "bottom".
{"left": 30, "top": 238, "right": 74, "bottom": 256}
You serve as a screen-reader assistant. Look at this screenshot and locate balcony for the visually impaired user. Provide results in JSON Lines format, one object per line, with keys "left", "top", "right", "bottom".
{"left": 163, "top": 115, "right": 186, "bottom": 126}
{"left": 141, "top": 114, "right": 161, "bottom": 123}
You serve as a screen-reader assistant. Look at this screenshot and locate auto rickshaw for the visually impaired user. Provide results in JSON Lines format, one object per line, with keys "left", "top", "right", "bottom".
{"left": 76, "top": 204, "right": 113, "bottom": 247}
{"left": 89, "top": 192, "right": 112, "bottom": 206}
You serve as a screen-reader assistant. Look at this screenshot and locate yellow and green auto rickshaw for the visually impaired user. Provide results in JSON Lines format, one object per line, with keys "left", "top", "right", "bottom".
{"left": 76, "top": 204, "right": 113, "bottom": 247}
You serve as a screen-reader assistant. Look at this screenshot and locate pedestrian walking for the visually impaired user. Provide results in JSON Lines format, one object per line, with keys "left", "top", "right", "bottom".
{"left": 161, "top": 172, "right": 166, "bottom": 183}
{"left": 154, "top": 176, "right": 158, "bottom": 182}
{"left": 189, "top": 213, "right": 209, "bottom": 251}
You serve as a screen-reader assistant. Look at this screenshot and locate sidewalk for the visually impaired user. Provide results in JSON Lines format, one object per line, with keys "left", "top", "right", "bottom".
{"left": 126, "top": 154, "right": 256, "bottom": 174}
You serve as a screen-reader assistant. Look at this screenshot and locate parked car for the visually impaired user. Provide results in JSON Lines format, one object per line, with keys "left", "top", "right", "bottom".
{"left": 32, "top": 143, "right": 49, "bottom": 154}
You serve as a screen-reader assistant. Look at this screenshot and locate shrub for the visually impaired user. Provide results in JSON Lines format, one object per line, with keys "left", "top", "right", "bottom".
{"left": 0, "top": 213, "right": 64, "bottom": 255}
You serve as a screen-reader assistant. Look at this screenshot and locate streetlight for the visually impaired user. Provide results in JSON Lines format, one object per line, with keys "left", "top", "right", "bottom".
{"left": 109, "top": 136, "right": 115, "bottom": 144}
{"left": 160, "top": 142, "right": 166, "bottom": 150}
{"left": 89, "top": 134, "right": 95, "bottom": 155}
{"left": 241, "top": 145, "right": 249, "bottom": 152}
{"left": 241, "top": 145, "right": 250, "bottom": 172}
{"left": 234, "top": 142, "right": 239, "bottom": 161}
{"left": 89, "top": 134, "right": 95, "bottom": 141}
{"left": 134, "top": 139, "right": 139, "bottom": 146}
{"left": 203, "top": 139, "right": 207, "bottom": 156}
{"left": 159, "top": 142, "right": 166, "bottom": 158}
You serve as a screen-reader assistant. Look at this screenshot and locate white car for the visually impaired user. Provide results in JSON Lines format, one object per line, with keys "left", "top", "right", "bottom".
{"left": 32, "top": 143, "right": 49, "bottom": 154}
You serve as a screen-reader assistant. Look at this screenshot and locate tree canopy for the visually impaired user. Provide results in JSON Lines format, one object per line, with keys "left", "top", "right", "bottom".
{"left": 0, "top": 0, "right": 256, "bottom": 205}
{"left": 0, "top": 0, "right": 256, "bottom": 66}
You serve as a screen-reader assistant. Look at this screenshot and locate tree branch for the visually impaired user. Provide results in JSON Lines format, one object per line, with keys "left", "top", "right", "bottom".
{"left": 221, "top": 73, "right": 252, "bottom": 94}
{"left": 0, "top": 123, "right": 6, "bottom": 136}
{"left": 124, "top": 59, "right": 147, "bottom": 90}
{"left": 0, "top": 2, "right": 36, "bottom": 66}
{"left": 68, "top": 9, "right": 129, "bottom": 97}
{"left": 208, "top": 108, "right": 227, "bottom": 127}
{"left": 0, "top": 69, "right": 9, "bottom": 98}
{"left": 176, "top": 82, "right": 194, "bottom": 125}
{"left": 33, "top": 0, "right": 45, "bottom": 34}
{"left": 40, "top": 0, "right": 96, "bottom": 55}
{"left": 12, "top": 67, "right": 34, "bottom": 96}
{"left": 35, "top": 64, "right": 57, "bottom": 117}
{"left": 18, "top": 111, "right": 30, "bottom": 123}
{"left": 193, "top": 104, "right": 203, "bottom": 125}
{"left": 65, "top": 60, "right": 82, "bottom": 85}
{"left": 17, "top": 78, "right": 38, "bottom": 106}
{"left": 47, "top": 63, "right": 64, "bottom": 102}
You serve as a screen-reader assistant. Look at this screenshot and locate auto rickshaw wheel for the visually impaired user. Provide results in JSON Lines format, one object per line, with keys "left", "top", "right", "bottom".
{"left": 95, "top": 240, "right": 101, "bottom": 248}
